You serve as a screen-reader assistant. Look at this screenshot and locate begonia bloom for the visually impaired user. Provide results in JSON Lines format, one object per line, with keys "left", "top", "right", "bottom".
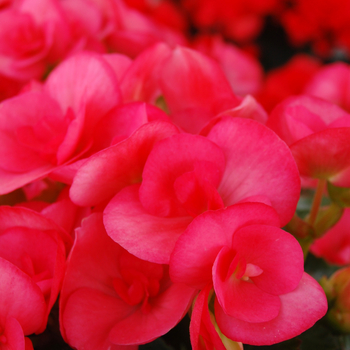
{"left": 193, "top": 35, "right": 263, "bottom": 97}
{"left": 257, "top": 54, "right": 321, "bottom": 113}
{"left": 159, "top": 46, "right": 240, "bottom": 133}
{"left": 0, "top": 52, "right": 134, "bottom": 194}
{"left": 0, "top": 0, "right": 71, "bottom": 97}
{"left": 170, "top": 203, "right": 328, "bottom": 345}
{"left": 104, "top": 0, "right": 186, "bottom": 58}
{"left": 278, "top": 0, "right": 350, "bottom": 56}
{"left": 0, "top": 206, "right": 70, "bottom": 337}
{"left": 267, "top": 95, "right": 350, "bottom": 187}
{"left": 100, "top": 117, "right": 300, "bottom": 264}
{"left": 305, "top": 62, "right": 350, "bottom": 113}
{"left": 60, "top": 213, "right": 195, "bottom": 350}
{"left": 180, "top": 0, "right": 279, "bottom": 43}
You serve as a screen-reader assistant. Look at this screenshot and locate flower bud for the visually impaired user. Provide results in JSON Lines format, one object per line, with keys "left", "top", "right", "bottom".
{"left": 320, "top": 267, "right": 350, "bottom": 333}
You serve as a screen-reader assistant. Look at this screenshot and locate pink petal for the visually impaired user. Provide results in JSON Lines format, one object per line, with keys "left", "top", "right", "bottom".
{"left": 213, "top": 246, "right": 281, "bottom": 323}
{"left": 108, "top": 282, "right": 195, "bottom": 345}
{"left": 190, "top": 285, "right": 226, "bottom": 350}
{"left": 207, "top": 116, "right": 300, "bottom": 226}
{"left": 0, "top": 206, "right": 72, "bottom": 254}
{"left": 62, "top": 288, "right": 136, "bottom": 350}
{"left": 139, "top": 133, "right": 225, "bottom": 217}
{"left": 0, "top": 165, "right": 54, "bottom": 196}
{"left": 215, "top": 273, "right": 327, "bottom": 345}
{"left": 305, "top": 62, "right": 350, "bottom": 111}
{"left": 0, "top": 226, "right": 66, "bottom": 332}
{"left": 267, "top": 96, "right": 349, "bottom": 146}
{"left": 90, "top": 101, "right": 171, "bottom": 153}
{"left": 290, "top": 127, "right": 350, "bottom": 184}
{"left": 120, "top": 42, "right": 171, "bottom": 103}
{"left": 0, "top": 317, "right": 26, "bottom": 350}
{"left": 0, "top": 258, "right": 46, "bottom": 335}
{"left": 104, "top": 185, "right": 192, "bottom": 264}
{"left": 170, "top": 203, "right": 280, "bottom": 289}
{"left": 102, "top": 54, "right": 132, "bottom": 82}
{"left": 160, "top": 46, "right": 239, "bottom": 133}
{"left": 70, "top": 120, "right": 179, "bottom": 207}
{"left": 0, "top": 92, "right": 63, "bottom": 173}
{"left": 45, "top": 52, "right": 121, "bottom": 146}
{"left": 232, "top": 225, "right": 304, "bottom": 295}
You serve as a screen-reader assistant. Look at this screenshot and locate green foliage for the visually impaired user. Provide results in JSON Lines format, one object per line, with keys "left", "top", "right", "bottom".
{"left": 328, "top": 183, "right": 350, "bottom": 208}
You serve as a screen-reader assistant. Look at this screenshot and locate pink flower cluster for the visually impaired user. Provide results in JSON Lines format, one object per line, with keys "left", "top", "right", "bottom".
{"left": 179, "top": 0, "right": 350, "bottom": 57}
{"left": 3, "top": 0, "right": 350, "bottom": 349}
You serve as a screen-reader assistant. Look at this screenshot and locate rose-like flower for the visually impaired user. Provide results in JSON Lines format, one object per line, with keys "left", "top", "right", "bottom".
{"left": 60, "top": 213, "right": 195, "bottom": 350}
{"left": 0, "top": 206, "right": 71, "bottom": 349}
{"left": 267, "top": 95, "right": 350, "bottom": 187}
{"left": 170, "top": 202, "right": 328, "bottom": 345}
{"left": 0, "top": 0, "right": 71, "bottom": 98}
{"left": 71, "top": 116, "right": 300, "bottom": 264}
{"left": 305, "top": 62, "right": 350, "bottom": 113}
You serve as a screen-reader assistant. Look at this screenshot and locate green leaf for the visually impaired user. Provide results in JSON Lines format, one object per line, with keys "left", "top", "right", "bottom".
{"left": 328, "top": 183, "right": 350, "bottom": 208}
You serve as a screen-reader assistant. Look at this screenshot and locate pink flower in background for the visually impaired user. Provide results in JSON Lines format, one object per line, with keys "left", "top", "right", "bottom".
{"left": 0, "top": 206, "right": 71, "bottom": 349}
{"left": 267, "top": 95, "right": 350, "bottom": 187}
{"left": 159, "top": 45, "right": 240, "bottom": 133}
{"left": 119, "top": 43, "right": 267, "bottom": 131}
{"left": 170, "top": 202, "right": 328, "bottom": 345}
{"left": 256, "top": 54, "right": 321, "bottom": 113}
{"left": 192, "top": 35, "right": 263, "bottom": 97}
{"left": 60, "top": 213, "right": 195, "bottom": 350}
{"left": 305, "top": 62, "right": 350, "bottom": 113}
{"left": 0, "top": 0, "right": 71, "bottom": 98}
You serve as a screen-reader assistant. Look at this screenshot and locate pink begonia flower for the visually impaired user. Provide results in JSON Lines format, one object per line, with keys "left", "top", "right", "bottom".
{"left": 0, "top": 0, "right": 71, "bottom": 97}
{"left": 120, "top": 43, "right": 267, "bottom": 130}
{"left": 120, "top": 43, "right": 171, "bottom": 104}
{"left": 305, "top": 62, "right": 350, "bottom": 113}
{"left": 70, "top": 116, "right": 300, "bottom": 264}
{"left": 60, "top": 213, "right": 196, "bottom": 350}
{"left": 0, "top": 52, "right": 166, "bottom": 194}
{"left": 170, "top": 202, "right": 328, "bottom": 345}
{"left": 256, "top": 54, "right": 321, "bottom": 113}
{"left": 267, "top": 95, "right": 350, "bottom": 187}
{"left": 190, "top": 285, "right": 243, "bottom": 350}
{"left": 60, "top": 0, "right": 108, "bottom": 54}
{"left": 192, "top": 35, "right": 263, "bottom": 97}
{"left": 180, "top": 0, "right": 279, "bottom": 43}
{"left": 159, "top": 45, "right": 241, "bottom": 133}
{"left": 311, "top": 208, "right": 350, "bottom": 265}
{"left": 0, "top": 206, "right": 71, "bottom": 341}
{"left": 105, "top": 0, "right": 186, "bottom": 58}
{"left": 123, "top": 0, "right": 187, "bottom": 32}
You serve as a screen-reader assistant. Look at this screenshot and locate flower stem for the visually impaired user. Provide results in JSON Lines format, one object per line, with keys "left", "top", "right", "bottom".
{"left": 308, "top": 179, "right": 327, "bottom": 226}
